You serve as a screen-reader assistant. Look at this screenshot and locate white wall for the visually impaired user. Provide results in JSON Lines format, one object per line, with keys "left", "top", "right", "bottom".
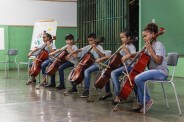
{"left": 0, "top": 0, "right": 77, "bottom": 27}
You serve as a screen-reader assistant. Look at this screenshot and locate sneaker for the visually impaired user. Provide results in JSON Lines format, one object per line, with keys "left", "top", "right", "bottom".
{"left": 45, "top": 84, "right": 56, "bottom": 88}
{"left": 139, "top": 98, "right": 154, "bottom": 113}
{"left": 111, "top": 97, "right": 121, "bottom": 105}
{"left": 132, "top": 102, "right": 142, "bottom": 110}
{"left": 68, "top": 88, "right": 78, "bottom": 94}
{"left": 80, "top": 90, "right": 89, "bottom": 98}
{"left": 56, "top": 85, "right": 66, "bottom": 90}
{"left": 132, "top": 104, "right": 142, "bottom": 112}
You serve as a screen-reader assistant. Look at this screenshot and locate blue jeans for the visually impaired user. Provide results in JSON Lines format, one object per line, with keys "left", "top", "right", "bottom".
{"left": 42, "top": 59, "right": 55, "bottom": 83}
{"left": 134, "top": 69, "right": 168, "bottom": 105}
{"left": 111, "top": 66, "right": 132, "bottom": 96}
{"left": 84, "top": 64, "right": 99, "bottom": 90}
{"left": 41, "top": 59, "right": 51, "bottom": 75}
{"left": 104, "top": 81, "right": 111, "bottom": 93}
{"left": 52, "top": 61, "right": 74, "bottom": 86}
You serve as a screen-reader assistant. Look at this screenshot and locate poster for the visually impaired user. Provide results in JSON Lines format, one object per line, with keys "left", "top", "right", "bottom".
{"left": 30, "top": 20, "right": 57, "bottom": 50}
{"left": 0, "top": 28, "right": 5, "bottom": 50}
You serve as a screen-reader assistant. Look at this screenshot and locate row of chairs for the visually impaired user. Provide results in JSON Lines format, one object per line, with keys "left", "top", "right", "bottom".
{"left": 0, "top": 49, "right": 182, "bottom": 115}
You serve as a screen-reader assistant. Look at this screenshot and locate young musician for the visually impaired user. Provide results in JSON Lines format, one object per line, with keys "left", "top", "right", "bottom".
{"left": 47, "top": 34, "right": 78, "bottom": 89}
{"left": 134, "top": 23, "right": 168, "bottom": 113}
{"left": 27, "top": 33, "right": 56, "bottom": 85}
{"left": 66, "top": 33, "right": 105, "bottom": 97}
{"left": 97, "top": 30, "right": 136, "bottom": 103}
{"left": 95, "top": 51, "right": 113, "bottom": 100}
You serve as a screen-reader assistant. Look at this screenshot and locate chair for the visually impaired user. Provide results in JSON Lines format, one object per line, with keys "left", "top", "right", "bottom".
{"left": 143, "top": 52, "right": 182, "bottom": 115}
{"left": 18, "top": 56, "right": 35, "bottom": 78}
{"left": 0, "top": 49, "right": 19, "bottom": 78}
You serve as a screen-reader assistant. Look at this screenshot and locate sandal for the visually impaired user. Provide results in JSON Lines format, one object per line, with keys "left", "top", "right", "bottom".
{"left": 111, "top": 96, "right": 121, "bottom": 105}
{"left": 40, "top": 81, "right": 48, "bottom": 86}
{"left": 111, "top": 100, "right": 120, "bottom": 105}
{"left": 26, "top": 79, "right": 36, "bottom": 85}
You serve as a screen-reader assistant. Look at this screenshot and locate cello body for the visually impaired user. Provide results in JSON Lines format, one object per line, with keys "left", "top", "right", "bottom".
{"left": 29, "top": 49, "right": 49, "bottom": 77}
{"left": 95, "top": 53, "right": 122, "bottom": 89}
{"left": 68, "top": 52, "right": 95, "bottom": 85}
{"left": 118, "top": 52, "right": 150, "bottom": 100}
{"left": 46, "top": 50, "right": 69, "bottom": 76}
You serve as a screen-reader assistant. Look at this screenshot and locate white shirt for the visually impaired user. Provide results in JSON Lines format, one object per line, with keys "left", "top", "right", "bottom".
{"left": 81, "top": 45, "right": 104, "bottom": 60}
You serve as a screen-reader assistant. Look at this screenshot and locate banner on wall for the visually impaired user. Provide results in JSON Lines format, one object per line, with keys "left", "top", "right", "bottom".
{"left": 30, "top": 20, "right": 57, "bottom": 50}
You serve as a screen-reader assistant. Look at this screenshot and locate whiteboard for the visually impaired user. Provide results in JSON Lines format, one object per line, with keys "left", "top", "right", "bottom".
{"left": 0, "top": 28, "right": 5, "bottom": 50}
{"left": 0, "top": 0, "right": 77, "bottom": 26}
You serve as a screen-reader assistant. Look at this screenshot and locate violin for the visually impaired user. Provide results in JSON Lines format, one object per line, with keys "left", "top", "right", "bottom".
{"left": 46, "top": 38, "right": 80, "bottom": 76}
{"left": 118, "top": 28, "right": 165, "bottom": 100}
{"left": 68, "top": 37, "right": 105, "bottom": 85}
{"left": 29, "top": 36, "right": 56, "bottom": 77}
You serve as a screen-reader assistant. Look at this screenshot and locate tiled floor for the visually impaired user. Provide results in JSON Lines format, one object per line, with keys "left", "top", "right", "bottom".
{"left": 0, "top": 69, "right": 183, "bottom": 122}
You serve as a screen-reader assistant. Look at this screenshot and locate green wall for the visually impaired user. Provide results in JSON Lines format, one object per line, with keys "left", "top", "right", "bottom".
{"left": 0, "top": 25, "right": 77, "bottom": 70}
{"left": 140, "top": 0, "right": 184, "bottom": 77}
{"left": 140, "top": 0, "right": 184, "bottom": 55}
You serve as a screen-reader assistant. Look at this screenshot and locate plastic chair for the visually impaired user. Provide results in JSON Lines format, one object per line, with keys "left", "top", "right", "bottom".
{"left": 0, "top": 49, "right": 18, "bottom": 78}
{"left": 143, "top": 52, "right": 182, "bottom": 115}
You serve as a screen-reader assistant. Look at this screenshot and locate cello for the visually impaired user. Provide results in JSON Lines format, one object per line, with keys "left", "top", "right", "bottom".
{"left": 68, "top": 37, "right": 105, "bottom": 85}
{"left": 46, "top": 38, "right": 80, "bottom": 76}
{"left": 95, "top": 37, "right": 138, "bottom": 89}
{"left": 29, "top": 36, "right": 56, "bottom": 77}
{"left": 94, "top": 46, "right": 123, "bottom": 89}
{"left": 118, "top": 28, "right": 165, "bottom": 100}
